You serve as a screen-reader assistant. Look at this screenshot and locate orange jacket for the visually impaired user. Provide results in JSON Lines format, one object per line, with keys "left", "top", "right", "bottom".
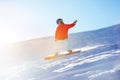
{"left": 55, "top": 22, "right": 76, "bottom": 40}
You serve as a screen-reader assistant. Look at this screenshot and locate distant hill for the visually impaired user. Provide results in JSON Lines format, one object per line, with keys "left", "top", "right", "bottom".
{"left": 0, "top": 24, "right": 120, "bottom": 66}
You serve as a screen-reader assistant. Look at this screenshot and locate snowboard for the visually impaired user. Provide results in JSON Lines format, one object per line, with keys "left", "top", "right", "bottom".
{"left": 44, "top": 49, "right": 81, "bottom": 60}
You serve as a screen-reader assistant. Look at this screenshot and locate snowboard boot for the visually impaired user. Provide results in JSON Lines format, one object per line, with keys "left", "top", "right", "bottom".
{"left": 54, "top": 52, "right": 59, "bottom": 57}
{"left": 67, "top": 50, "right": 72, "bottom": 54}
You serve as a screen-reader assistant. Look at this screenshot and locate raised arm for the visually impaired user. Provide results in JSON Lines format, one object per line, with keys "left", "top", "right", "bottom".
{"left": 65, "top": 20, "right": 77, "bottom": 28}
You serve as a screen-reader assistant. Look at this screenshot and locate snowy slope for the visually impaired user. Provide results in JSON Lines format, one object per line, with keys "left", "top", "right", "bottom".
{"left": 0, "top": 24, "right": 120, "bottom": 80}
{"left": 69, "top": 24, "right": 120, "bottom": 48}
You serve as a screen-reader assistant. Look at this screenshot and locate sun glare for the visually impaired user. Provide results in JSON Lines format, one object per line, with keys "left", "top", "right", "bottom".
{"left": 0, "top": 3, "right": 26, "bottom": 46}
{"left": 0, "top": 28, "right": 19, "bottom": 46}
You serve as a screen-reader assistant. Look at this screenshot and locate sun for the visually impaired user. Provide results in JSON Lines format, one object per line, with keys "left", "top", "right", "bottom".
{"left": 0, "top": 28, "right": 19, "bottom": 46}
{"left": 0, "top": 35, "right": 14, "bottom": 45}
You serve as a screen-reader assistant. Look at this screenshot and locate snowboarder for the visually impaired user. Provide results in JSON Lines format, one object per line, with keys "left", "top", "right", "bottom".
{"left": 54, "top": 18, "right": 77, "bottom": 56}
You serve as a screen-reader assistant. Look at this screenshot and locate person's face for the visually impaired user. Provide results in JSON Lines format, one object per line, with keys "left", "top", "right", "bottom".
{"left": 58, "top": 20, "right": 63, "bottom": 25}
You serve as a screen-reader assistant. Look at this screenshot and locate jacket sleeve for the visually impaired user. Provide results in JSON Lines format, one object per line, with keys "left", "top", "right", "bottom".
{"left": 65, "top": 22, "right": 76, "bottom": 28}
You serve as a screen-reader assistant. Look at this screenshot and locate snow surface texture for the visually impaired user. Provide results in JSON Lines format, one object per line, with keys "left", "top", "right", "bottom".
{"left": 0, "top": 24, "right": 120, "bottom": 80}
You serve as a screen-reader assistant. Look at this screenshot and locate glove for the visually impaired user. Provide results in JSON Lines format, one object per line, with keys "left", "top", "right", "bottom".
{"left": 73, "top": 20, "right": 77, "bottom": 24}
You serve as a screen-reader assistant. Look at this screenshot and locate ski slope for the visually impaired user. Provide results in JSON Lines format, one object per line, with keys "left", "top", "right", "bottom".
{"left": 0, "top": 44, "right": 120, "bottom": 80}
{"left": 0, "top": 24, "right": 120, "bottom": 80}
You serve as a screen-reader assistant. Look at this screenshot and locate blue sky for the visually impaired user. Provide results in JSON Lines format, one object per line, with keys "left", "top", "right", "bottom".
{"left": 0, "top": 0, "right": 120, "bottom": 45}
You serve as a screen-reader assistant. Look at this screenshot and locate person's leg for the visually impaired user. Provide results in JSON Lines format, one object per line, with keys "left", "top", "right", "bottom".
{"left": 54, "top": 40, "right": 59, "bottom": 56}
{"left": 54, "top": 40, "right": 63, "bottom": 56}
{"left": 65, "top": 39, "right": 72, "bottom": 53}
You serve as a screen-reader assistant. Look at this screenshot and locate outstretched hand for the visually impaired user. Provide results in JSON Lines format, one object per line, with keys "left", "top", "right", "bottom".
{"left": 73, "top": 20, "right": 77, "bottom": 24}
